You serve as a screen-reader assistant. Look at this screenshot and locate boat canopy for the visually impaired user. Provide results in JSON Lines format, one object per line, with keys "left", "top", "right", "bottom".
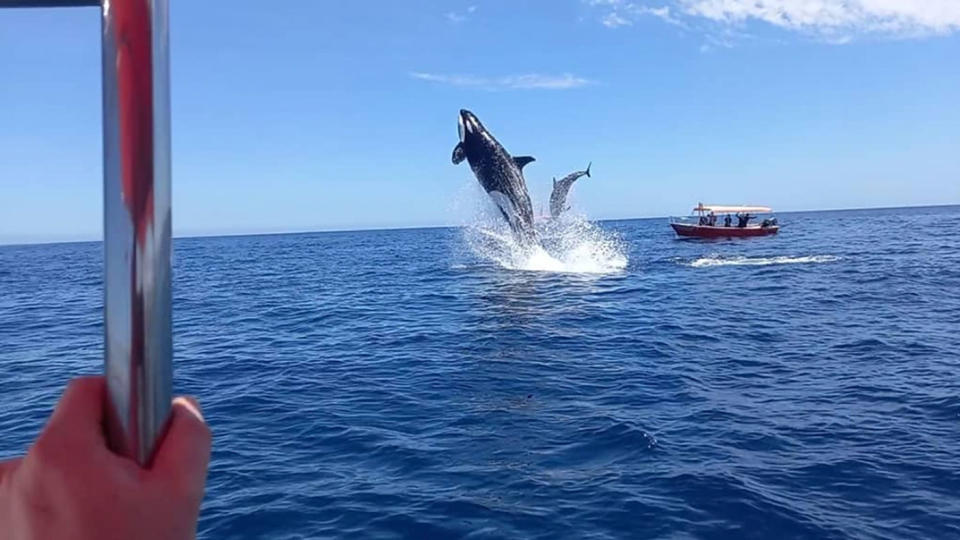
{"left": 693, "top": 204, "right": 772, "bottom": 214}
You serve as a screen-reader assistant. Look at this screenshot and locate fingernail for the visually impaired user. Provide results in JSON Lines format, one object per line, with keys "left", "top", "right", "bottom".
{"left": 173, "top": 396, "right": 205, "bottom": 422}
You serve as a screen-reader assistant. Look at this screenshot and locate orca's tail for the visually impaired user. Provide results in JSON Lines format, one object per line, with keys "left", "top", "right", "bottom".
{"left": 585, "top": 162, "right": 592, "bottom": 178}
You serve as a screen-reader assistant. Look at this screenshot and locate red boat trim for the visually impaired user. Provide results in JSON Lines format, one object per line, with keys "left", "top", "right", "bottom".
{"left": 671, "top": 223, "right": 779, "bottom": 238}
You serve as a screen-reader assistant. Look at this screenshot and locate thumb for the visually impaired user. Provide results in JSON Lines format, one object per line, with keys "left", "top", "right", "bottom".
{"left": 151, "top": 396, "right": 211, "bottom": 498}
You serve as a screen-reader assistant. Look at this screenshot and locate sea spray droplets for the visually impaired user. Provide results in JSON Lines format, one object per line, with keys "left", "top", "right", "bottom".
{"left": 464, "top": 214, "right": 628, "bottom": 274}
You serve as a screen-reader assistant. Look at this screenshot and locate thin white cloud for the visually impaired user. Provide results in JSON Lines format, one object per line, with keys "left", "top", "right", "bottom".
{"left": 641, "top": 5, "right": 687, "bottom": 27}
{"left": 595, "top": 2, "right": 688, "bottom": 29}
{"left": 603, "top": 12, "right": 633, "bottom": 27}
{"left": 586, "top": 0, "right": 960, "bottom": 41}
{"left": 446, "top": 5, "right": 478, "bottom": 23}
{"left": 699, "top": 29, "right": 739, "bottom": 52}
{"left": 411, "top": 72, "right": 594, "bottom": 91}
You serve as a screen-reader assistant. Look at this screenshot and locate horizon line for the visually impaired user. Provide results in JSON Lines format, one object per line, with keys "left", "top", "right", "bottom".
{"left": 1, "top": 202, "right": 957, "bottom": 248}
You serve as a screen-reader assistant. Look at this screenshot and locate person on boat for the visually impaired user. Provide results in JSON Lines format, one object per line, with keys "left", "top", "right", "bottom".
{"left": 708, "top": 211, "right": 717, "bottom": 226}
{"left": 724, "top": 214, "right": 732, "bottom": 227}
{"left": 0, "top": 376, "right": 211, "bottom": 539}
{"left": 698, "top": 214, "right": 708, "bottom": 225}
{"left": 737, "top": 212, "right": 752, "bottom": 228}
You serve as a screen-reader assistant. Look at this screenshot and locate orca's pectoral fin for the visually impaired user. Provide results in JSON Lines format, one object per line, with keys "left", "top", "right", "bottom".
{"left": 452, "top": 143, "right": 466, "bottom": 164}
{"left": 513, "top": 155, "right": 535, "bottom": 170}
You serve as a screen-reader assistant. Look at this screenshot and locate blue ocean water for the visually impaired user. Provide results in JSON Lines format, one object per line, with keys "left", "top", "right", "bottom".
{"left": 2, "top": 205, "right": 959, "bottom": 539}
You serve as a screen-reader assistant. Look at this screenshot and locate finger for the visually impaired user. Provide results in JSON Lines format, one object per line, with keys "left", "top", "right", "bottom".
{"left": 151, "top": 396, "right": 211, "bottom": 496}
{"left": 0, "top": 457, "right": 22, "bottom": 483}
{"left": 43, "top": 376, "right": 107, "bottom": 446}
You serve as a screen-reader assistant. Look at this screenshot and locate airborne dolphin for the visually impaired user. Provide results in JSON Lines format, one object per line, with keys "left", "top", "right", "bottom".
{"left": 549, "top": 163, "right": 591, "bottom": 219}
{"left": 452, "top": 109, "right": 539, "bottom": 248}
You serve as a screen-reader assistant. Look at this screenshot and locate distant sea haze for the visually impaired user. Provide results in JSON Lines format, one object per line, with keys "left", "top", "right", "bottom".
{"left": 1, "top": 205, "right": 959, "bottom": 538}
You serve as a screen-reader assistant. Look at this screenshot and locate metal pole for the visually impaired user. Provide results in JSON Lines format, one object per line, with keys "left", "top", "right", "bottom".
{"left": 102, "top": 0, "right": 172, "bottom": 466}
{"left": 2, "top": 0, "right": 172, "bottom": 466}
{"left": 0, "top": 1, "right": 99, "bottom": 6}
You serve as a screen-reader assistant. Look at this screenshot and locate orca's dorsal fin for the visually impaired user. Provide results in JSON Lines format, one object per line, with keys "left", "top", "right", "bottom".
{"left": 513, "top": 156, "right": 535, "bottom": 170}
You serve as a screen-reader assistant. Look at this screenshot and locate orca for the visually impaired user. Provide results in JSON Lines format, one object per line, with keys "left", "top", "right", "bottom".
{"left": 452, "top": 109, "right": 539, "bottom": 248}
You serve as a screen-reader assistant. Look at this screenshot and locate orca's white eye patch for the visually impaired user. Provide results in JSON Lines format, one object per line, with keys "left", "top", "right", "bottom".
{"left": 458, "top": 115, "right": 465, "bottom": 142}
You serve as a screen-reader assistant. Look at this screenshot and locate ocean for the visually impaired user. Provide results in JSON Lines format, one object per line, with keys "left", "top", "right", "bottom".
{"left": 1, "top": 205, "right": 959, "bottom": 539}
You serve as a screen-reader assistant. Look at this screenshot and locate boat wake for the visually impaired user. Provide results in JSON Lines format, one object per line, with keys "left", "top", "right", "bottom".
{"left": 463, "top": 214, "right": 627, "bottom": 274}
{"left": 688, "top": 255, "right": 840, "bottom": 268}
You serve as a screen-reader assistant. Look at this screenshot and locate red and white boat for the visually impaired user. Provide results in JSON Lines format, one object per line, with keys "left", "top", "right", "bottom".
{"left": 670, "top": 204, "right": 780, "bottom": 238}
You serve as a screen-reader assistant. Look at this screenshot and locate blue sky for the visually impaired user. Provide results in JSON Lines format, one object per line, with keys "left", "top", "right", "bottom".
{"left": 1, "top": 0, "right": 958, "bottom": 243}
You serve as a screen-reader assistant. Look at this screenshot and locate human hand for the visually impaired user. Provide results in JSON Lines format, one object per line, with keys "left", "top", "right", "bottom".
{"left": 0, "top": 376, "right": 211, "bottom": 540}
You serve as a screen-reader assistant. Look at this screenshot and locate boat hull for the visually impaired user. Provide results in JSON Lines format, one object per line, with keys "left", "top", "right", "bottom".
{"left": 671, "top": 223, "right": 779, "bottom": 238}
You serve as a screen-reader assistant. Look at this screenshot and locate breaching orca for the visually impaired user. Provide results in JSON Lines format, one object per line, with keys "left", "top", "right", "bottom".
{"left": 452, "top": 109, "right": 539, "bottom": 248}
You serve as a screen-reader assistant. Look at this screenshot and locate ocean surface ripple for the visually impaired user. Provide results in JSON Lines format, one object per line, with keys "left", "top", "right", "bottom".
{"left": 2, "top": 206, "right": 959, "bottom": 539}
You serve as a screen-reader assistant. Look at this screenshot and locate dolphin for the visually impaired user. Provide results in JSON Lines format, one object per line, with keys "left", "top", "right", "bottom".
{"left": 549, "top": 162, "right": 591, "bottom": 219}
{"left": 452, "top": 109, "right": 539, "bottom": 248}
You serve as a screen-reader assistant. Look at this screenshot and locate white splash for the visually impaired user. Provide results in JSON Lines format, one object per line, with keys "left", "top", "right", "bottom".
{"left": 689, "top": 255, "right": 840, "bottom": 268}
{"left": 464, "top": 213, "right": 628, "bottom": 274}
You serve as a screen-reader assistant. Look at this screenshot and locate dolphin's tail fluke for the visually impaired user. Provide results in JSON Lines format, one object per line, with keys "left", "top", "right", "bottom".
{"left": 585, "top": 162, "right": 592, "bottom": 178}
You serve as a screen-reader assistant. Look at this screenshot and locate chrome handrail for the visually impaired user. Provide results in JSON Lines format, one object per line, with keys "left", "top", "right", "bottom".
{"left": 4, "top": 0, "right": 172, "bottom": 466}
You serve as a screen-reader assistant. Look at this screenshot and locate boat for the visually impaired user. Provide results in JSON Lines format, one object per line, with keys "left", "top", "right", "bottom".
{"left": 670, "top": 204, "right": 780, "bottom": 238}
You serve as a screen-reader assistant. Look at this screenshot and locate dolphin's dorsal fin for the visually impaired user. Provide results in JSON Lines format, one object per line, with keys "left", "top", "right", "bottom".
{"left": 513, "top": 156, "right": 535, "bottom": 170}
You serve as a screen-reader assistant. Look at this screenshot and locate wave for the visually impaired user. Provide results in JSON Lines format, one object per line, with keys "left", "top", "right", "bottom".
{"left": 689, "top": 255, "right": 840, "bottom": 268}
